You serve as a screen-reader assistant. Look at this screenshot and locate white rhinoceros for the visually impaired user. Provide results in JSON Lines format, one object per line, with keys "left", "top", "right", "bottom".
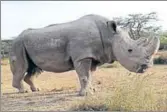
{"left": 9, "top": 14, "right": 160, "bottom": 96}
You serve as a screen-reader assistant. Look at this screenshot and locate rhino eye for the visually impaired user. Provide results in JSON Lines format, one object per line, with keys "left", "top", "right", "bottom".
{"left": 128, "top": 49, "right": 133, "bottom": 53}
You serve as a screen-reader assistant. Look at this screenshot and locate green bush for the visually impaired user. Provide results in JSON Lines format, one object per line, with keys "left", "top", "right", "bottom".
{"left": 154, "top": 51, "right": 167, "bottom": 64}
{"left": 160, "top": 33, "right": 167, "bottom": 44}
{"left": 154, "top": 57, "right": 167, "bottom": 64}
{"left": 159, "top": 32, "right": 167, "bottom": 50}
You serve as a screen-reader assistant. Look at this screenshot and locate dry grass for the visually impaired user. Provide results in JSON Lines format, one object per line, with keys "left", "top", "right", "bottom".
{"left": 71, "top": 59, "right": 167, "bottom": 111}
{"left": 1, "top": 54, "right": 167, "bottom": 111}
{"left": 72, "top": 70, "right": 167, "bottom": 111}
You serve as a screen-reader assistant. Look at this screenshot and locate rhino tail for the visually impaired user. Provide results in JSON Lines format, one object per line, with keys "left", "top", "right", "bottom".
{"left": 24, "top": 46, "right": 43, "bottom": 76}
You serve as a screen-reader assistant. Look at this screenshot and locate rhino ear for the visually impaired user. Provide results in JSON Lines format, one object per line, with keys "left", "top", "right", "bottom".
{"left": 107, "top": 21, "right": 117, "bottom": 33}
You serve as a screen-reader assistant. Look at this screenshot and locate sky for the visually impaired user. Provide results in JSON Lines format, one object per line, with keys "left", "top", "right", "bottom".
{"left": 1, "top": 1, "right": 167, "bottom": 40}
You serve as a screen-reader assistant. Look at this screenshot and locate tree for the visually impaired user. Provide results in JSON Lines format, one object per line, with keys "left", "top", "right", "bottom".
{"left": 113, "top": 12, "right": 161, "bottom": 40}
{"left": 1, "top": 39, "right": 12, "bottom": 58}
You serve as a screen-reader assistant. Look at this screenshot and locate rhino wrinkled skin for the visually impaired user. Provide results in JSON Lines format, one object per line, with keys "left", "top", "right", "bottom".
{"left": 9, "top": 14, "right": 160, "bottom": 96}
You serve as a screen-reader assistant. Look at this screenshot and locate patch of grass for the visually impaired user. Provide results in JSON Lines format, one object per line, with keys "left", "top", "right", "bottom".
{"left": 108, "top": 74, "right": 157, "bottom": 111}
{"left": 71, "top": 73, "right": 167, "bottom": 111}
{"left": 71, "top": 93, "right": 110, "bottom": 111}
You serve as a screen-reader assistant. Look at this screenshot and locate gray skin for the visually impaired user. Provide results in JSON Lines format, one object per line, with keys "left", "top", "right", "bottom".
{"left": 9, "top": 14, "right": 160, "bottom": 96}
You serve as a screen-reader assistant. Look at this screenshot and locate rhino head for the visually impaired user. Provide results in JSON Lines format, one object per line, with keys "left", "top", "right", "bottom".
{"left": 107, "top": 21, "right": 160, "bottom": 73}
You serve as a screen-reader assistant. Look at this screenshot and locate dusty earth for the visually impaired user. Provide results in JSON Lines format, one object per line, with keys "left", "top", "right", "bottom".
{"left": 1, "top": 58, "right": 167, "bottom": 111}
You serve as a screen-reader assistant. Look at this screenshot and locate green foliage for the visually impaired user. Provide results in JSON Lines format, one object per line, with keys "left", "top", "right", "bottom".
{"left": 154, "top": 51, "right": 167, "bottom": 64}
{"left": 160, "top": 32, "right": 167, "bottom": 44}
{"left": 1, "top": 39, "right": 12, "bottom": 58}
{"left": 154, "top": 57, "right": 167, "bottom": 64}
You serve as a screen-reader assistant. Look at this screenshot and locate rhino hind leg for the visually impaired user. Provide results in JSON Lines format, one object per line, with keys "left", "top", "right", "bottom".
{"left": 10, "top": 43, "right": 42, "bottom": 93}
{"left": 24, "top": 74, "right": 40, "bottom": 92}
{"left": 74, "top": 58, "right": 95, "bottom": 96}
{"left": 23, "top": 47, "right": 43, "bottom": 92}
{"left": 12, "top": 69, "right": 28, "bottom": 93}
{"left": 10, "top": 55, "right": 28, "bottom": 93}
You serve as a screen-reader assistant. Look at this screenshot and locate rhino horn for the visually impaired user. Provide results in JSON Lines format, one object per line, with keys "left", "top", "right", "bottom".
{"left": 146, "top": 37, "right": 160, "bottom": 55}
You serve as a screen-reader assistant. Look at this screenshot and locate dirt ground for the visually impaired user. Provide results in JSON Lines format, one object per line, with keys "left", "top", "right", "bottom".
{"left": 1, "top": 59, "right": 167, "bottom": 111}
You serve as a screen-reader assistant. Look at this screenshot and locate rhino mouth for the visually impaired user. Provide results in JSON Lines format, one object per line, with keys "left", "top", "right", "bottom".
{"left": 137, "top": 64, "right": 148, "bottom": 73}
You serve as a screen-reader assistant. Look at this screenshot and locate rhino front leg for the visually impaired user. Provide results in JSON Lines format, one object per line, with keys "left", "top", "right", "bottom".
{"left": 74, "top": 58, "right": 94, "bottom": 96}
{"left": 24, "top": 75, "right": 40, "bottom": 92}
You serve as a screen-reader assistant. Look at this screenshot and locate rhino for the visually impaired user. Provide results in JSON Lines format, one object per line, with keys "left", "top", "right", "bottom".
{"left": 9, "top": 14, "right": 160, "bottom": 96}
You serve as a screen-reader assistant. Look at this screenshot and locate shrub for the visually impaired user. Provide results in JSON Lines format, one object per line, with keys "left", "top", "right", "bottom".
{"left": 154, "top": 51, "right": 167, "bottom": 64}
{"left": 154, "top": 57, "right": 167, "bottom": 64}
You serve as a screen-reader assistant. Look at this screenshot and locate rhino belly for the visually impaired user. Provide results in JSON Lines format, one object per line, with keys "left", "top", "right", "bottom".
{"left": 24, "top": 36, "right": 74, "bottom": 73}
{"left": 27, "top": 49, "right": 74, "bottom": 73}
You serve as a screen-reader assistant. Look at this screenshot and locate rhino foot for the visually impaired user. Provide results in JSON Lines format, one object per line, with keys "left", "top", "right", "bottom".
{"left": 31, "top": 87, "right": 40, "bottom": 92}
{"left": 78, "top": 90, "right": 87, "bottom": 96}
{"left": 78, "top": 87, "right": 96, "bottom": 96}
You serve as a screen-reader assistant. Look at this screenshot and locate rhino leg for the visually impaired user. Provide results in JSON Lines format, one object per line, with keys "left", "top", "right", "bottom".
{"left": 10, "top": 44, "right": 29, "bottom": 93}
{"left": 74, "top": 58, "right": 95, "bottom": 96}
{"left": 13, "top": 75, "right": 27, "bottom": 93}
{"left": 90, "top": 70, "right": 96, "bottom": 92}
{"left": 24, "top": 75, "right": 40, "bottom": 92}
{"left": 11, "top": 60, "right": 28, "bottom": 93}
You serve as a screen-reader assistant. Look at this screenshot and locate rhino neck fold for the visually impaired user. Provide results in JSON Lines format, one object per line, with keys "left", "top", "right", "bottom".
{"left": 94, "top": 20, "right": 108, "bottom": 63}
{"left": 94, "top": 20, "right": 116, "bottom": 64}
